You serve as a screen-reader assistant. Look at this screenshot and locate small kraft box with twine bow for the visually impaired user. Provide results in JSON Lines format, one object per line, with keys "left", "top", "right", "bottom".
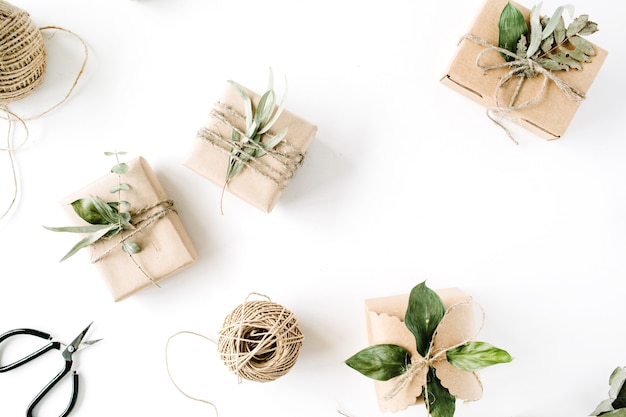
{"left": 363, "top": 288, "right": 487, "bottom": 413}
{"left": 185, "top": 82, "right": 317, "bottom": 213}
{"left": 440, "top": 0, "right": 608, "bottom": 140}
{"left": 58, "top": 157, "right": 197, "bottom": 302}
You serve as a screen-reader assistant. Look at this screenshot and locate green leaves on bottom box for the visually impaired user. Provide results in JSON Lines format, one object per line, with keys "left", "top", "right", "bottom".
{"left": 345, "top": 282, "right": 512, "bottom": 417}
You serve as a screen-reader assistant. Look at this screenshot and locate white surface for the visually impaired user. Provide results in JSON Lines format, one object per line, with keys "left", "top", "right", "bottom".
{"left": 0, "top": 0, "right": 624, "bottom": 416}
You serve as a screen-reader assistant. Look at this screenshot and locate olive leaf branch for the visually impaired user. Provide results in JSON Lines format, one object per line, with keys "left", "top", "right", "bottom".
{"left": 44, "top": 151, "right": 141, "bottom": 261}
{"left": 498, "top": 2, "right": 598, "bottom": 74}
{"left": 345, "top": 282, "right": 512, "bottom": 417}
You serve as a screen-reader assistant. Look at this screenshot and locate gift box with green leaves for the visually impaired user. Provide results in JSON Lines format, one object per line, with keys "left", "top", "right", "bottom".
{"left": 441, "top": 0, "right": 607, "bottom": 141}
{"left": 345, "top": 282, "right": 512, "bottom": 416}
{"left": 46, "top": 154, "right": 197, "bottom": 301}
{"left": 185, "top": 72, "right": 317, "bottom": 213}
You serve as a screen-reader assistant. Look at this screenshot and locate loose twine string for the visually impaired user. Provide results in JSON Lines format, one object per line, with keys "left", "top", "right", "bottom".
{"left": 91, "top": 199, "right": 177, "bottom": 287}
{"left": 462, "top": 34, "right": 586, "bottom": 144}
{"left": 0, "top": 0, "right": 88, "bottom": 222}
{"left": 165, "top": 293, "right": 304, "bottom": 416}
{"left": 198, "top": 102, "right": 305, "bottom": 190}
{"left": 383, "top": 300, "right": 486, "bottom": 405}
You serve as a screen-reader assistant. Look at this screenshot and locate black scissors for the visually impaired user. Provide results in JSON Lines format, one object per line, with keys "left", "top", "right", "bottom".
{"left": 0, "top": 323, "right": 101, "bottom": 417}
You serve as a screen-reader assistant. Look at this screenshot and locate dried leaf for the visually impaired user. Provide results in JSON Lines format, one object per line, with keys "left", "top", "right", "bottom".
{"left": 540, "top": 33, "right": 554, "bottom": 53}
{"left": 560, "top": 45, "right": 591, "bottom": 62}
{"left": 554, "top": 16, "right": 566, "bottom": 44}
{"left": 536, "top": 57, "right": 568, "bottom": 71}
{"left": 550, "top": 52, "right": 583, "bottom": 70}
{"left": 579, "top": 20, "right": 599, "bottom": 36}
{"left": 569, "top": 35, "right": 596, "bottom": 55}
{"left": 566, "top": 14, "right": 589, "bottom": 37}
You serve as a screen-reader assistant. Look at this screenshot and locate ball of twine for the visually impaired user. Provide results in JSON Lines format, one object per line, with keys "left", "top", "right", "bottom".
{"left": 0, "top": 0, "right": 46, "bottom": 105}
{"left": 217, "top": 299, "right": 303, "bottom": 383}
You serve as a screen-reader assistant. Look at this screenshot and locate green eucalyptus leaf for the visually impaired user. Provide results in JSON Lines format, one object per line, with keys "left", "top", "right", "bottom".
{"left": 228, "top": 80, "right": 254, "bottom": 134}
{"left": 111, "top": 163, "right": 129, "bottom": 175}
{"left": 122, "top": 241, "right": 141, "bottom": 254}
{"left": 345, "top": 344, "right": 411, "bottom": 381}
{"left": 110, "top": 183, "right": 130, "bottom": 193}
{"left": 58, "top": 224, "right": 119, "bottom": 262}
{"left": 526, "top": 3, "right": 544, "bottom": 58}
{"left": 405, "top": 282, "right": 445, "bottom": 357}
{"left": 263, "top": 128, "right": 288, "bottom": 151}
{"left": 71, "top": 198, "right": 110, "bottom": 225}
{"left": 89, "top": 195, "right": 120, "bottom": 224}
{"left": 43, "top": 224, "right": 119, "bottom": 234}
{"left": 258, "top": 75, "right": 288, "bottom": 134}
{"left": 425, "top": 367, "right": 456, "bottom": 417}
{"left": 255, "top": 89, "right": 276, "bottom": 127}
{"left": 446, "top": 341, "right": 513, "bottom": 371}
{"left": 498, "top": 2, "right": 528, "bottom": 60}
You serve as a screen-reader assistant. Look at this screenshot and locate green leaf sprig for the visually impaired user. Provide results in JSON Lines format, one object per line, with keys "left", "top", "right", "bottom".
{"left": 225, "top": 69, "right": 288, "bottom": 181}
{"left": 592, "top": 367, "right": 626, "bottom": 416}
{"left": 44, "top": 151, "right": 141, "bottom": 261}
{"left": 498, "top": 2, "right": 598, "bottom": 73}
{"left": 345, "top": 282, "right": 512, "bottom": 417}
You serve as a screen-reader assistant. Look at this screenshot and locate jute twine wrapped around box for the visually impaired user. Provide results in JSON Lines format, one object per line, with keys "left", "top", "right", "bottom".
{"left": 165, "top": 294, "right": 304, "bottom": 416}
{"left": 0, "top": 0, "right": 87, "bottom": 222}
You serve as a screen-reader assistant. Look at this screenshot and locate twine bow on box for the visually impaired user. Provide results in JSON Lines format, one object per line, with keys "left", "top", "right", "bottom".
{"left": 375, "top": 300, "right": 485, "bottom": 411}
{"left": 463, "top": 34, "right": 585, "bottom": 144}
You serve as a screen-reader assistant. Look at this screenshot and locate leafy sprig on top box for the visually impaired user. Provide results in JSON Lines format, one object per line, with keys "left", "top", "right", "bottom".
{"left": 44, "top": 151, "right": 141, "bottom": 261}
{"left": 498, "top": 1, "right": 598, "bottom": 74}
{"left": 592, "top": 367, "right": 626, "bottom": 417}
{"left": 345, "top": 282, "right": 512, "bottom": 417}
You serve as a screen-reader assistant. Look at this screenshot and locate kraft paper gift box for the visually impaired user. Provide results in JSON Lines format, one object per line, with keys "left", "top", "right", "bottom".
{"left": 440, "top": 0, "right": 608, "bottom": 140}
{"left": 59, "top": 157, "right": 197, "bottom": 301}
{"left": 364, "top": 288, "right": 482, "bottom": 412}
{"left": 185, "top": 82, "right": 317, "bottom": 212}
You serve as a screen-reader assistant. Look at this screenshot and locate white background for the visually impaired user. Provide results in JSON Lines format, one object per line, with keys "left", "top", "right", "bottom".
{"left": 1, "top": 0, "right": 624, "bottom": 416}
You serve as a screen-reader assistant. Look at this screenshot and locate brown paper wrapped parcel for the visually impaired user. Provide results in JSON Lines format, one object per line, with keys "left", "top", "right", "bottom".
{"left": 185, "top": 83, "right": 317, "bottom": 212}
{"left": 365, "top": 288, "right": 483, "bottom": 412}
{"left": 441, "top": 0, "right": 607, "bottom": 140}
{"left": 60, "top": 157, "right": 197, "bottom": 301}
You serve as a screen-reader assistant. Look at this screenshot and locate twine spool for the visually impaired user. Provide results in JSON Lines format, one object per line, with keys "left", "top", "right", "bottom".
{"left": 0, "top": 0, "right": 46, "bottom": 104}
{"left": 217, "top": 298, "right": 303, "bottom": 383}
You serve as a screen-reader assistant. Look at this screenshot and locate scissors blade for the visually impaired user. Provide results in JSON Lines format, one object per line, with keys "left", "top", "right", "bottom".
{"left": 62, "top": 322, "right": 98, "bottom": 360}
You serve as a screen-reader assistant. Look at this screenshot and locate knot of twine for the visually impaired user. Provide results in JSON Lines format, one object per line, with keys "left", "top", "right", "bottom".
{"left": 198, "top": 102, "right": 305, "bottom": 190}
{"left": 384, "top": 300, "right": 485, "bottom": 402}
{"left": 217, "top": 295, "right": 304, "bottom": 383}
{"left": 0, "top": 0, "right": 88, "bottom": 223}
{"left": 91, "top": 199, "right": 177, "bottom": 287}
{"left": 463, "top": 34, "right": 585, "bottom": 144}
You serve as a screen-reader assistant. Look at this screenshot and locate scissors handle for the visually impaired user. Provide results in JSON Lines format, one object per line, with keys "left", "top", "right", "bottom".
{"left": 0, "top": 328, "right": 59, "bottom": 372}
{"left": 27, "top": 360, "right": 79, "bottom": 417}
